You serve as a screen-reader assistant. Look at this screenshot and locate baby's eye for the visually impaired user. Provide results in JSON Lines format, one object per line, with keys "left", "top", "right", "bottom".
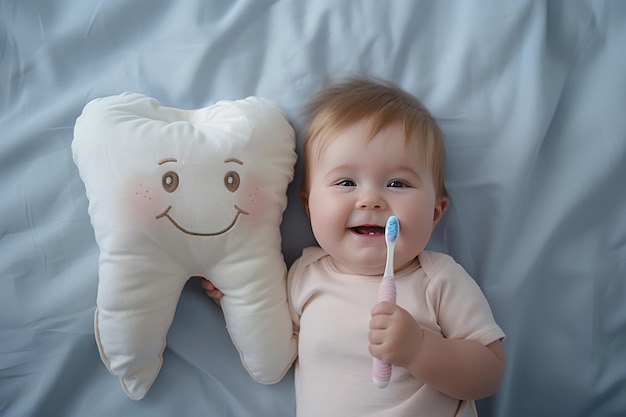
{"left": 387, "top": 180, "right": 408, "bottom": 188}
{"left": 336, "top": 179, "right": 356, "bottom": 187}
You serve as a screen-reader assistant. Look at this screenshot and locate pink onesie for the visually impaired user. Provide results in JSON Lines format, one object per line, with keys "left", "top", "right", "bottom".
{"left": 288, "top": 247, "right": 505, "bottom": 417}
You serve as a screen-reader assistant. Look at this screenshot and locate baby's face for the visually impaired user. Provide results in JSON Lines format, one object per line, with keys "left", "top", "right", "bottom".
{"left": 306, "top": 119, "right": 446, "bottom": 275}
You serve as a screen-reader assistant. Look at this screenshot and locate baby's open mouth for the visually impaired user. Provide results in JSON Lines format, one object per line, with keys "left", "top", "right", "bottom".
{"left": 351, "top": 226, "right": 384, "bottom": 235}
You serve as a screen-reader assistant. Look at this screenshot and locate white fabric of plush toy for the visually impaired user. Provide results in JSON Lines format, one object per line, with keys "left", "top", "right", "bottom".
{"left": 72, "top": 93, "right": 298, "bottom": 400}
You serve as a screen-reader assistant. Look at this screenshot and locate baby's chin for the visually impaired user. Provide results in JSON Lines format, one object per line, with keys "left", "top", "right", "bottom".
{"left": 331, "top": 252, "right": 386, "bottom": 276}
{"left": 333, "top": 251, "right": 420, "bottom": 276}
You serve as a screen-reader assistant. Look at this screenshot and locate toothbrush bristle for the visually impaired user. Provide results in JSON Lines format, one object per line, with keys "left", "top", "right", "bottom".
{"left": 385, "top": 216, "right": 399, "bottom": 243}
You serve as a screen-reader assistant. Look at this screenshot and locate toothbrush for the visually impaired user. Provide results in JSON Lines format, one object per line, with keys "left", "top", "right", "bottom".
{"left": 372, "top": 215, "right": 399, "bottom": 389}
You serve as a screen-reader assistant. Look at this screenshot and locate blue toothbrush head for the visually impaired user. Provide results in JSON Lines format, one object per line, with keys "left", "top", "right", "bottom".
{"left": 385, "top": 216, "right": 399, "bottom": 243}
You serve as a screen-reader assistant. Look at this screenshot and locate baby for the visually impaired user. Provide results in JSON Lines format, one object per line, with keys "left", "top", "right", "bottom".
{"left": 204, "top": 76, "right": 505, "bottom": 416}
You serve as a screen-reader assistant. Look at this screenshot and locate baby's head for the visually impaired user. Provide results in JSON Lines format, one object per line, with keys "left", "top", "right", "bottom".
{"left": 299, "top": 76, "right": 447, "bottom": 208}
{"left": 299, "top": 76, "right": 449, "bottom": 274}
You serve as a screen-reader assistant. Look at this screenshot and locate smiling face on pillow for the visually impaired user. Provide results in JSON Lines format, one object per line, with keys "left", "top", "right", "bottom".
{"left": 72, "top": 93, "right": 298, "bottom": 400}
{"left": 153, "top": 156, "right": 249, "bottom": 236}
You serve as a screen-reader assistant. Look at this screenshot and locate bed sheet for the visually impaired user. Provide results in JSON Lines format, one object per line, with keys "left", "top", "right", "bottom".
{"left": 1, "top": 1, "right": 625, "bottom": 416}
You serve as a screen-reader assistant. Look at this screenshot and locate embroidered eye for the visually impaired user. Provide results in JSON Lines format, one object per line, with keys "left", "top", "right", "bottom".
{"left": 162, "top": 171, "right": 179, "bottom": 193}
{"left": 224, "top": 171, "right": 240, "bottom": 192}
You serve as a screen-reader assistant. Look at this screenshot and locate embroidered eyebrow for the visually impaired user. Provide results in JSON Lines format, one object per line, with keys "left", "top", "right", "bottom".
{"left": 224, "top": 158, "right": 244, "bottom": 165}
{"left": 158, "top": 158, "right": 178, "bottom": 165}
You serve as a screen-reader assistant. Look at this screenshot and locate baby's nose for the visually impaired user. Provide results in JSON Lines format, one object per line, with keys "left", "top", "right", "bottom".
{"left": 356, "top": 190, "right": 386, "bottom": 210}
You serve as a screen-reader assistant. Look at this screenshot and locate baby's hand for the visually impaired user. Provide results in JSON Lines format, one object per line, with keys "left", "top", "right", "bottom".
{"left": 369, "top": 302, "right": 424, "bottom": 370}
{"left": 201, "top": 278, "right": 224, "bottom": 305}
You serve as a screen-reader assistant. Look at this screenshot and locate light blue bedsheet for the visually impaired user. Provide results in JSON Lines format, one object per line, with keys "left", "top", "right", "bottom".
{"left": 1, "top": 1, "right": 625, "bottom": 416}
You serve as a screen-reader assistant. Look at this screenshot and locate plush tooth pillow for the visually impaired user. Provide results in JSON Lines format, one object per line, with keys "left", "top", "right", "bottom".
{"left": 72, "top": 93, "right": 298, "bottom": 400}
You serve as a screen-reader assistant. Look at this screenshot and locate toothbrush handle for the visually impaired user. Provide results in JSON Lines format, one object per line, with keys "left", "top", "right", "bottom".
{"left": 372, "top": 275, "right": 396, "bottom": 388}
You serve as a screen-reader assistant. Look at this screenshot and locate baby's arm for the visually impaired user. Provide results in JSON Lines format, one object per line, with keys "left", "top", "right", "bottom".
{"left": 369, "top": 302, "right": 505, "bottom": 400}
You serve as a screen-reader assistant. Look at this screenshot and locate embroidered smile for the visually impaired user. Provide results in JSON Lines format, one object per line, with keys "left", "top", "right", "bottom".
{"left": 155, "top": 205, "right": 249, "bottom": 236}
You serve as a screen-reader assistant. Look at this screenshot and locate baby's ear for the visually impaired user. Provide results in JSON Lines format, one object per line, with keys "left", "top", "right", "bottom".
{"left": 299, "top": 191, "right": 311, "bottom": 219}
{"left": 432, "top": 196, "right": 449, "bottom": 226}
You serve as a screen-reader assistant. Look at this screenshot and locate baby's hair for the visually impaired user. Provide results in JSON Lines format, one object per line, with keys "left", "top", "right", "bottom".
{"left": 299, "top": 75, "right": 447, "bottom": 207}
